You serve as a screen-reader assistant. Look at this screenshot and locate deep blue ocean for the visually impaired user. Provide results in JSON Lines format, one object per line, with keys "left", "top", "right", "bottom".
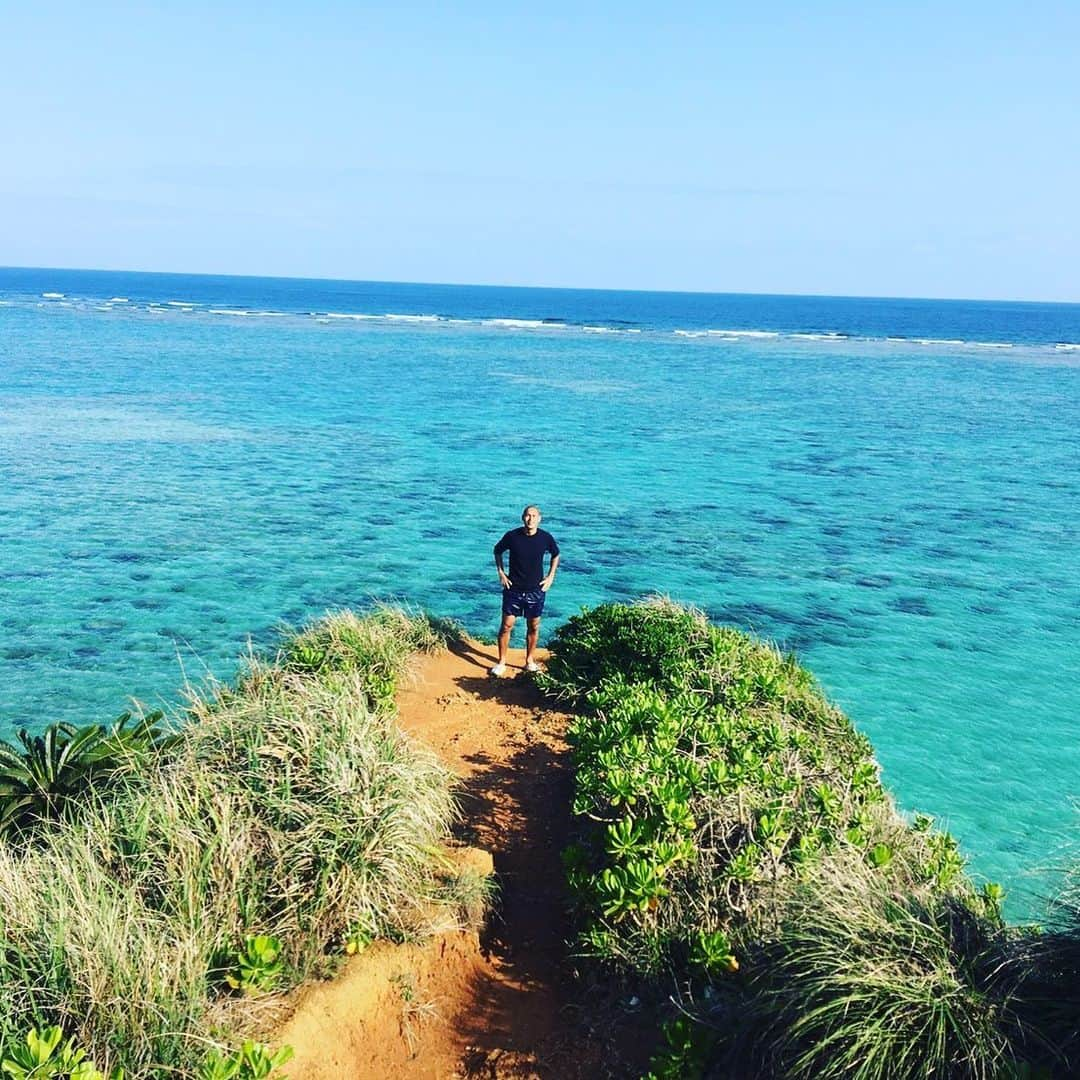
{"left": 2, "top": 266, "right": 1078, "bottom": 916}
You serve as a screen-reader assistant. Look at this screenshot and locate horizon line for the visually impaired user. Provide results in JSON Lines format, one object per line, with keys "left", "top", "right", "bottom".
{"left": 1, "top": 262, "right": 1078, "bottom": 309}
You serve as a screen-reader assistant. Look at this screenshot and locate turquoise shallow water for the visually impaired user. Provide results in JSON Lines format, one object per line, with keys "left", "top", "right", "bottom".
{"left": 2, "top": 271, "right": 1079, "bottom": 917}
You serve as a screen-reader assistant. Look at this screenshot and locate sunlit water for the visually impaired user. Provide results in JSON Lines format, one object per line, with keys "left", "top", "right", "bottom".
{"left": 2, "top": 268, "right": 1078, "bottom": 917}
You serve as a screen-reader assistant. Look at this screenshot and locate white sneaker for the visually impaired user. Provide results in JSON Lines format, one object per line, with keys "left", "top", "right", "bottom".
{"left": 525, "top": 660, "right": 541, "bottom": 673}
{"left": 489, "top": 663, "right": 507, "bottom": 677}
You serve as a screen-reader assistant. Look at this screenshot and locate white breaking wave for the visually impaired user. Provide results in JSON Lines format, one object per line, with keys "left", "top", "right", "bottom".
{"left": 7, "top": 292, "right": 1071, "bottom": 356}
{"left": 706, "top": 329, "right": 781, "bottom": 339}
{"left": 317, "top": 311, "right": 440, "bottom": 323}
{"left": 883, "top": 336, "right": 1018, "bottom": 350}
{"left": 485, "top": 318, "right": 556, "bottom": 329}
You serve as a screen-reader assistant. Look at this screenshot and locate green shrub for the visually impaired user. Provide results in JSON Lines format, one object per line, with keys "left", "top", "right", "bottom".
{"left": 541, "top": 599, "right": 1066, "bottom": 1079}
{"left": 643, "top": 1016, "right": 713, "bottom": 1080}
{"left": 0, "top": 1025, "right": 121, "bottom": 1080}
{"left": 541, "top": 599, "right": 970, "bottom": 980}
{"left": 0, "top": 712, "right": 173, "bottom": 838}
{"left": 222, "top": 935, "right": 284, "bottom": 996}
{"left": 197, "top": 1041, "right": 292, "bottom": 1080}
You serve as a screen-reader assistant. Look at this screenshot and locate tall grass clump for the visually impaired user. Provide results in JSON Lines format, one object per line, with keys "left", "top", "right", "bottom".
{"left": 278, "top": 606, "right": 460, "bottom": 708}
{"left": 541, "top": 599, "right": 1074, "bottom": 1079}
{"left": 998, "top": 867, "right": 1080, "bottom": 1074}
{"left": 0, "top": 608, "right": 477, "bottom": 1077}
{"left": 743, "top": 862, "right": 1029, "bottom": 1080}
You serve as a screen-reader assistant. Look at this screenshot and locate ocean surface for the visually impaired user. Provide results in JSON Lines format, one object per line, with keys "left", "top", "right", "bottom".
{"left": 2, "top": 266, "right": 1078, "bottom": 916}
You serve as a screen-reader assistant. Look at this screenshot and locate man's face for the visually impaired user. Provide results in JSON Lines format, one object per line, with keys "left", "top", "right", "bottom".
{"left": 522, "top": 507, "right": 541, "bottom": 532}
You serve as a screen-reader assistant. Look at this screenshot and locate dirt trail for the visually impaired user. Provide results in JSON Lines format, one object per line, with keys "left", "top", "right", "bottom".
{"left": 275, "top": 639, "right": 652, "bottom": 1078}
{"left": 397, "top": 640, "right": 576, "bottom": 1070}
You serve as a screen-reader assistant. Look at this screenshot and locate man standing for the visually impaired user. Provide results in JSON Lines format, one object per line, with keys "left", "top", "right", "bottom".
{"left": 491, "top": 505, "right": 560, "bottom": 676}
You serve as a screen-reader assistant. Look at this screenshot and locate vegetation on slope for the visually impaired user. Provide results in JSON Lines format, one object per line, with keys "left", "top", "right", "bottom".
{"left": 0, "top": 608, "right": 480, "bottom": 1078}
{"left": 541, "top": 598, "right": 1080, "bottom": 1080}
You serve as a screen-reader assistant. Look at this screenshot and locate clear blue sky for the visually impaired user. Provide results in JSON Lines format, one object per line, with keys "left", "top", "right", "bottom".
{"left": 2, "top": 2, "right": 1077, "bottom": 301}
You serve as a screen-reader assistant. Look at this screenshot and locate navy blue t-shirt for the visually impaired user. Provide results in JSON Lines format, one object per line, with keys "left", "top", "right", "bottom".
{"left": 494, "top": 527, "right": 560, "bottom": 590}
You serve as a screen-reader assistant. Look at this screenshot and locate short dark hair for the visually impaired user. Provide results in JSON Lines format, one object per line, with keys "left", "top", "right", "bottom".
{"left": 522, "top": 504, "right": 541, "bottom": 517}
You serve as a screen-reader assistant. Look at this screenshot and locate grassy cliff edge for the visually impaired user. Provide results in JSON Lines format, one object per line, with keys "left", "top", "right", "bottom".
{"left": 0, "top": 609, "right": 482, "bottom": 1078}
{"left": 540, "top": 598, "right": 1079, "bottom": 1080}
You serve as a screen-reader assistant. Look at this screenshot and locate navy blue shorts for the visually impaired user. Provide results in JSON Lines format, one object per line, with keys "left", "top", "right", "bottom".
{"left": 502, "top": 587, "right": 546, "bottom": 619}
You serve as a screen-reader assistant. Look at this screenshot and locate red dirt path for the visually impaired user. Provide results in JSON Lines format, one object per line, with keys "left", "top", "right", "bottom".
{"left": 274, "top": 640, "right": 653, "bottom": 1078}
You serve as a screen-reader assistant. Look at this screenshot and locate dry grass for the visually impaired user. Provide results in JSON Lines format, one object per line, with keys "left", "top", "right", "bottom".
{"left": 0, "top": 609, "right": 482, "bottom": 1077}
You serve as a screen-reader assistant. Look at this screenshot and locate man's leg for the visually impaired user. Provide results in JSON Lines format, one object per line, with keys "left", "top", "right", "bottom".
{"left": 524, "top": 617, "right": 541, "bottom": 666}
{"left": 497, "top": 614, "right": 516, "bottom": 665}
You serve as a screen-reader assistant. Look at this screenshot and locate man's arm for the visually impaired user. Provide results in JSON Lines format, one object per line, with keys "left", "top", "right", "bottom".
{"left": 541, "top": 553, "right": 560, "bottom": 591}
{"left": 494, "top": 536, "right": 512, "bottom": 589}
